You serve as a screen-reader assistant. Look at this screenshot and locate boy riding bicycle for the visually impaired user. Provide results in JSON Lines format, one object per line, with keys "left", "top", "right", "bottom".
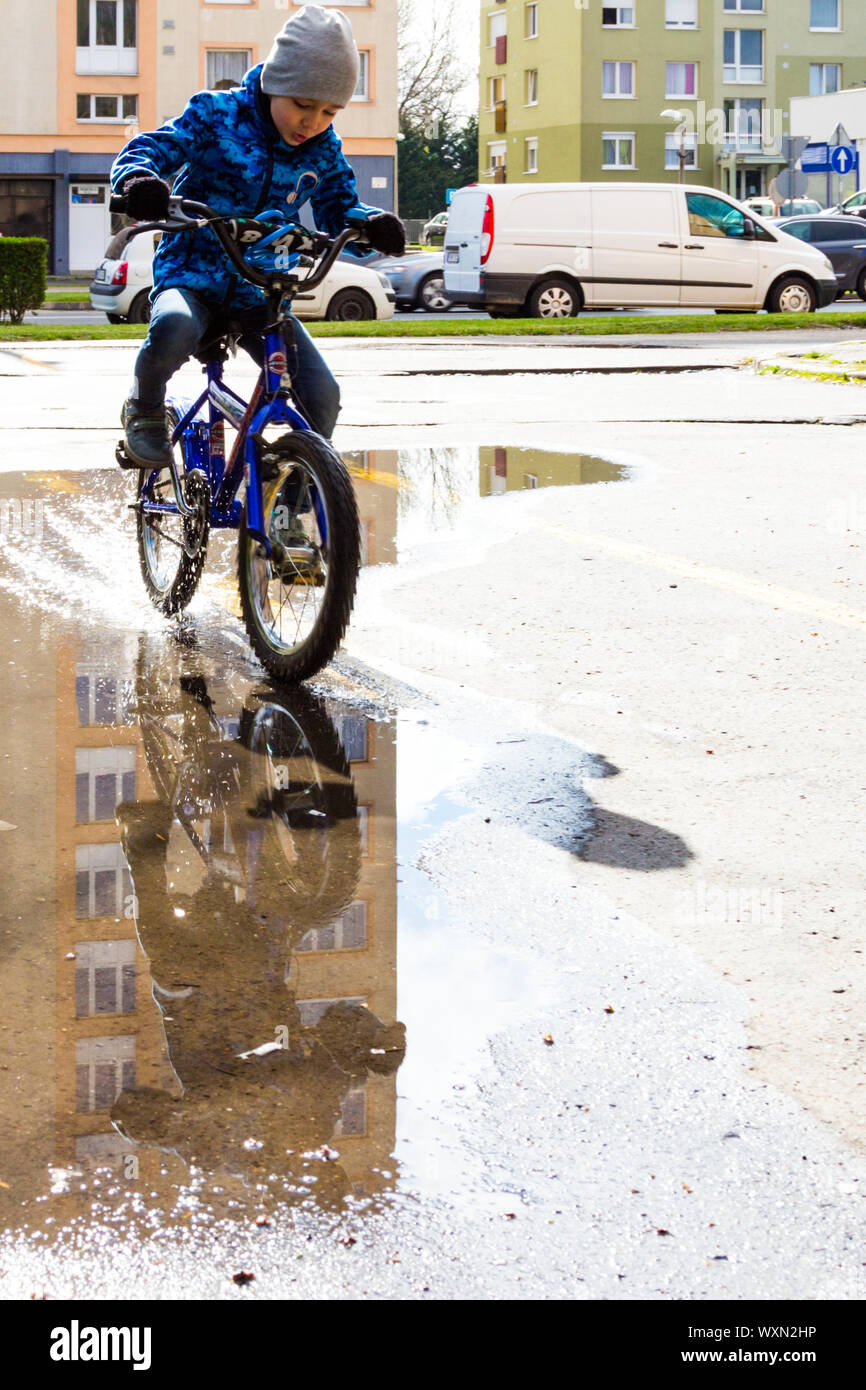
{"left": 111, "top": 4, "right": 404, "bottom": 469}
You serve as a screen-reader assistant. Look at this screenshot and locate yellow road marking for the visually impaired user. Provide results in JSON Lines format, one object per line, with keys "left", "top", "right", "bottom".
{"left": 346, "top": 465, "right": 403, "bottom": 491}
{"left": 535, "top": 522, "right": 866, "bottom": 633}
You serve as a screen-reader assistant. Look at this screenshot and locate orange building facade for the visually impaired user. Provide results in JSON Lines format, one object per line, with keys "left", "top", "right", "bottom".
{"left": 0, "top": 0, "right": 397, "bottom": 273}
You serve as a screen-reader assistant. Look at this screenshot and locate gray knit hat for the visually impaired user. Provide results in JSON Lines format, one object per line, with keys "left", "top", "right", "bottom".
{"left": 261, "top": 6, "right": 360, "bottom": 108}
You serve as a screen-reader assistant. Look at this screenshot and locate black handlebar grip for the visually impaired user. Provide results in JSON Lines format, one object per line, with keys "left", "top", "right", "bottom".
{"left": 109, "top": 193, "right": 128, "bottom": 213}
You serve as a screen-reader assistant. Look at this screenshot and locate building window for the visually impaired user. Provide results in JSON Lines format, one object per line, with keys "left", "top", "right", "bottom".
{"left": 666, "top": 0, "right": 698, "bottom": 26}
{"left": 333, "top": 1084, "right": 366, "bottom": 1138}
{"left": 351, "top": 50, "right": 370, "bottom": 101}
{"left": 75, "top": 746, "right": 136, "bottom": 823}
{"left": 724, "top": 97, "right": 764, "bottom": 148}
{"left": 77, "top": 0, "right": 137, "bottom": 74}
{"left": 205, "top": 49, "right": 252, "bottom": 90}
{"left": 525, "top": 136, "right": 539, "bottom": 172}
{"left": 602, "top": 5, "right": 635, "bottom": 25}
{"left": 723, "top": 29, "right": 764, "bottom": 83}
{"left": 296, "top": 901, "right": 368, "bottom": 953}
{"left": 525, "top": 69, "right": 538, "bottom": 104}
{"left": 325, "top": 708, "right": 369, "bottom": 761}
{"left": 75, "top": 940, "right": 137, "bottom": 1017}
{"left": 75, "top": 668, "right": 134, "bottom": 723}
{"left": 724, "top": 0, "right": 763, "bottom": 10}
{"left": 810, "top": 0, "right": 841, "bottom": 29}
{"left": 75, "top": 842, "right": 133, "bottom": 919}
{"left": 810, "top": 63, "right": 842, "bottom": 94}
{"left": 526, "top": 2, "right": 538, "bottom": 38}
{"left": 665, "top": 132, "right": 699, "bottom": 168}
{"left": 602, "top": 132, "right": 636, "bottom": 168}
{"left": 487, "top": 141, "right": 507, "bottom": 176}
{"left": 666, "top": 62, "right": 698, "bottom": 97}
{"left": 603, "top": 61, "right": 635, "bottom": 97}
{"left": 75, "top": 1035, "right": 135, "bottom": 1112}
{"left": 487, "top": 11, "right": 507, "bottom": 45}
{"left": 489, "top": 74, "right": 506, "bottom": 107}
{"left": 297, "top": 997, "right": 366, "bottom": 1027}
{"left": 76, "top": 94, "right": 137, "bottom": 122}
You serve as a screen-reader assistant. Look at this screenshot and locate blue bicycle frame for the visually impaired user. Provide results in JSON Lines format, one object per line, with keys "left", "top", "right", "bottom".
{"left": 138, "top": 323, "right": 317, "bottom": 556}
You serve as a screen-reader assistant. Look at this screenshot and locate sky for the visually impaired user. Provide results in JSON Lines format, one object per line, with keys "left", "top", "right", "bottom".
{"left": 402, "top": 0, "right": 481, "bottom": 118}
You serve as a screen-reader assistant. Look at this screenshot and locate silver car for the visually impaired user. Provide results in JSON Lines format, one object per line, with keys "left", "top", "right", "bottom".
{"left": 340, "top": 246, "right": 457, "bottom": 311}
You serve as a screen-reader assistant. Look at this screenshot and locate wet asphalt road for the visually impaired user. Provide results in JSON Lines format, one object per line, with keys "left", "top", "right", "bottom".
{"left": 0, "top": 340, "right": 865, "bottom": 1302}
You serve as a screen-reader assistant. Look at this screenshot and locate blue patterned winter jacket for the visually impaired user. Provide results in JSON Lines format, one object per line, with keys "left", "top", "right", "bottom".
{"left": 110, "top": 65, "right": 378, "bottom": 312}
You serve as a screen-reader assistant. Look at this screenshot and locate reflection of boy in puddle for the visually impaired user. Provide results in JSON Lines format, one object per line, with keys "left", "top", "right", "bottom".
{"left": 113, "top": 799, "right": 405, "bottom": 1205}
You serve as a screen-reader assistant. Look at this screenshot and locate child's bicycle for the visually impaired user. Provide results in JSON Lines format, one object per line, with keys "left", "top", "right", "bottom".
{"left": 111, "top": 192, "right": 363, "bottom": 683}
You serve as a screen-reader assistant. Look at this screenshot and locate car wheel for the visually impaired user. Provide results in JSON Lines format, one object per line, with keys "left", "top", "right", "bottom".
{"left": 488, "top": 306, "right": 524, "bottom": 319}
{"left": 326, "top": 288, "right": 376, "bottom": 321}
{"left": 418, "top": 273, "right": 453, "bottom": 312}
{"left": 106, "top": 313, "right": 124, "bottom": 324}
{"left": 127, "top": 292, "right": 151, "bottom": 325}
{"left": 767, "top": 277, "right": 816, "bottom": 314}
{"left": 527, "top": 277, "right": 582, "bottom": 319}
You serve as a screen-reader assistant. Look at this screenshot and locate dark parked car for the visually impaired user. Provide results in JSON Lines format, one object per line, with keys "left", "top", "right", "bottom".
{"left": 777, "top": 215, "right": 866, "bottom": 299}
{"left": 339, "top": 246, "right": 457, "bottom": 311}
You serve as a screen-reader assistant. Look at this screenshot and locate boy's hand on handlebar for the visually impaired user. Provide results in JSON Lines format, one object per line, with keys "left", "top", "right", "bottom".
{"left": 352, "top": 213, "right": 406, "bottom": 257}
{"left": 120, "top": 174, "right": 171, "bottom": 221}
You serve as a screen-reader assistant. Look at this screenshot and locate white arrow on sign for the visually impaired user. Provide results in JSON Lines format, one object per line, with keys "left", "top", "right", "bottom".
{"left": 831, "top": 145, "right": 856, "bottom": 174}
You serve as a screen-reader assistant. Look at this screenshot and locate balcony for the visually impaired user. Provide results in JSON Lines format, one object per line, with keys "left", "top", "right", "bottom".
{"left": 494, "top": 100, "right": 507, "bottom": 134}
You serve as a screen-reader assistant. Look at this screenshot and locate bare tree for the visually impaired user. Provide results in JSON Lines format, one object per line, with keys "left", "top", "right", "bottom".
{"left": 398, "top": 0, "right": 471, "bottom": 132}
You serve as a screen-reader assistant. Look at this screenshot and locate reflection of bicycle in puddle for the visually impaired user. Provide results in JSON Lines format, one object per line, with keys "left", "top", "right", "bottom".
{"left": 113, "top": 639, "right": 405, "bottom": 1210}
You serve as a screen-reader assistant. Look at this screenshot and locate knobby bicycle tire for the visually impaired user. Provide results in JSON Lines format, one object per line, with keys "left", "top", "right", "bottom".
{"left": 136, "top": 408, "right": 210, "bottom": 616}
{"left": 237, "top": 431, "right": 360, "bottom": 684}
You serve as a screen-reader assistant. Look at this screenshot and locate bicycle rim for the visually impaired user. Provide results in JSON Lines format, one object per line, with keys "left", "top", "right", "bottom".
{"left": 245, "top": 462, "right": 331, "bottom": 656}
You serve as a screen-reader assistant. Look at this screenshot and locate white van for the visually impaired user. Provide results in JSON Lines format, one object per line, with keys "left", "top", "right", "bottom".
{"left": 443, "top": 183, "right": 838, "bottom": 317}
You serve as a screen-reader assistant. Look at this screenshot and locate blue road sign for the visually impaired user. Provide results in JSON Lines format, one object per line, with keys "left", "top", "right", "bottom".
{"left": 802, "top": 143, "right": 831, "bottom": 172}
{"left": 830, "top": 145, "right": 858, "bottom": 175}
{"left": 445, "top": 188, "right": 457, "bottom": 205}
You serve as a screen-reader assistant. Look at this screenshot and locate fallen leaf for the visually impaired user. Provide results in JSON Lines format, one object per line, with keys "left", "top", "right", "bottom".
{"left": 657, "top": 1229, "right": 673, "bottom": 1237}
{"left": 254, "top": 1215, "right": 270, "bottom": 1228}
{"left": 543, "top": 1034, "right": 554, "bottom": 1047}
{"left": 339, "top": 1235, "right": 356, "bottom": 1247}
{"left": 604, "top": 1005, "right": 615, "bottom": 1015}
{"left": 231, "top": 1270, "right": 255, "bottom": 1286}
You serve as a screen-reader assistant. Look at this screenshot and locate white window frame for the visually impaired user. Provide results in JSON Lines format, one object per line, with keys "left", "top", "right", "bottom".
{"left": 205, "top": 49, "right": 252, "bottom": 91}
{"left": 724, "top": 97, "right": 764, "bottom": 148}
{"left": 723, "top": 0, "right": 765, "bottom": 12}
{"left": 351, "top": 50, "right": 370, "bottom": 102}
{"left": 74, "top": 940, "right": 137, "bottom": 1017}
{"left": 665, "top": 131, "right": 699, "bottom": 169}
{"left": 525, "top": 136, "right": 539, "bottom": 173}
{"left": 602, "top": 5, "right": 636, "bottom": 27}
{"left": 487, "top": 141, "right": 507, "bottom": 175}
{"left": 75, "top": 842, "right": 132, "bottom": 920}
{"left": 76, "top": 94, "right": 138, "bottom": 123}
{"left": 665, "top": 0, "right": 699, "bottom": 26}
{"left": 723, "top": 29, "right": 764, "bottom": 83}
{"left": 75, "top": 746, "right": 136, "bottom": 824}
{"left": 297, "top": 901, "right": 368, "bottom": 953}
{"left": 665, "top": 61, "right": 698, "bottom": 98}
{"left": 810, "top": 63, "right": 842, "bottom": 95}
{"left": 603, "top": 61, "right": 636, "bottom": 98}
{"left": 602, "top": 131, "right": 636, "bottom": 169}
{"left": 810, "top": 0, "right": 841, "bottom": 31}
{"left": 526, "top": 2, "right": 538, "bottom": 39}
{"left": 525, "top": 69, "right": 538, "bottom": 105}
{"left": 488, "top": 74, "right": 506, "bottom": 109}
{"left": 487, "top": 11, "right": 507, "bottom": 46}
{"left": 76, "top": 0, "right": 137, "bottom": 76}
{"left": 75, "top": 1035, "right": 136, "bottom": 1113}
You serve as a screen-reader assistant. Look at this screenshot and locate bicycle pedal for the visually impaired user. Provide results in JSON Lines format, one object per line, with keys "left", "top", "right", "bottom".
{"left": 115, "top": 439, "right": 140, "bottom": 470}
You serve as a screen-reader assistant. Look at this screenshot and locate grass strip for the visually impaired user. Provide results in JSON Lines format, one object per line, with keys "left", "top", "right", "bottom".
{"left": 3, "top": 310, "right": 866, "bottom": 343}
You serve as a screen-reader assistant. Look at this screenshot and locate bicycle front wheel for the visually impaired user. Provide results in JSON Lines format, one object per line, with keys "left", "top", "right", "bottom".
{"left": 237, "top": 431, "right": 360, "bottom": 683}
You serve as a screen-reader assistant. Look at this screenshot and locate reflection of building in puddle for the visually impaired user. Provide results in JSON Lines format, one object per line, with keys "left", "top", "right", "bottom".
{"left": 345, "top": 446, "right": 626, "bottom": 563}
{"left": 0, "top": 634, "right": 402, "bottom": 1228}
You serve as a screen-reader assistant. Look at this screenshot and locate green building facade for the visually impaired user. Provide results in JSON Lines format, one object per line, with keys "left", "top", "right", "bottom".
{"left": 478, "top": 0, "right": 866, "bottom": 198}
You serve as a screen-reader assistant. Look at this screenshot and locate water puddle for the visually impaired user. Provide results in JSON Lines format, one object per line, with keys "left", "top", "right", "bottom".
{"left": 0, "top": 447, "right": 622, "bottom": 1243}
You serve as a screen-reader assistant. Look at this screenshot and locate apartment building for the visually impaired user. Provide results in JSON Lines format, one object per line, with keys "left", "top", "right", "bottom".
{"left": 0, "top": 0, "right": 397, "bottom": 274}
{"left": 479, "top": 0, "right": 866, "bottom": 199}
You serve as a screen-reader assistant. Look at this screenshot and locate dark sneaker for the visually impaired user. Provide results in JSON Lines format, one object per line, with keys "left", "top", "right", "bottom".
{"left": 120, "top": 398, "right": 173, "bottom": 468}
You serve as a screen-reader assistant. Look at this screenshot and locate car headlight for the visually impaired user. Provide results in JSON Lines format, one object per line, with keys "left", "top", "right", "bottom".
{"left": 823, "top": 255, "right": 835, "bottom": 275}
{"left": 377, "top": 272, "right": 392, "bottom": 290}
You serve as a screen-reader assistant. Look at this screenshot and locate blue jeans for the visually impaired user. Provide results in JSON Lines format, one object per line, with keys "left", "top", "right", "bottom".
{"left": 130, "top": 287, "right": 341, "bottom": 438}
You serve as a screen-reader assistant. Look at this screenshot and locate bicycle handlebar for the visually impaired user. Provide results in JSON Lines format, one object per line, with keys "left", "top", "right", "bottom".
{"left": 108, "top": 193, "right": 362, "bottom": 296}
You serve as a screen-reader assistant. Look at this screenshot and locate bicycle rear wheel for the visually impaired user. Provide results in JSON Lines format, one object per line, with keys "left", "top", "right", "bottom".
{"left": 136, "top": 408, "right": 210, "bottom": 615}
{"left": 237, "top": 432, "right": 360, "bottom": 683}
